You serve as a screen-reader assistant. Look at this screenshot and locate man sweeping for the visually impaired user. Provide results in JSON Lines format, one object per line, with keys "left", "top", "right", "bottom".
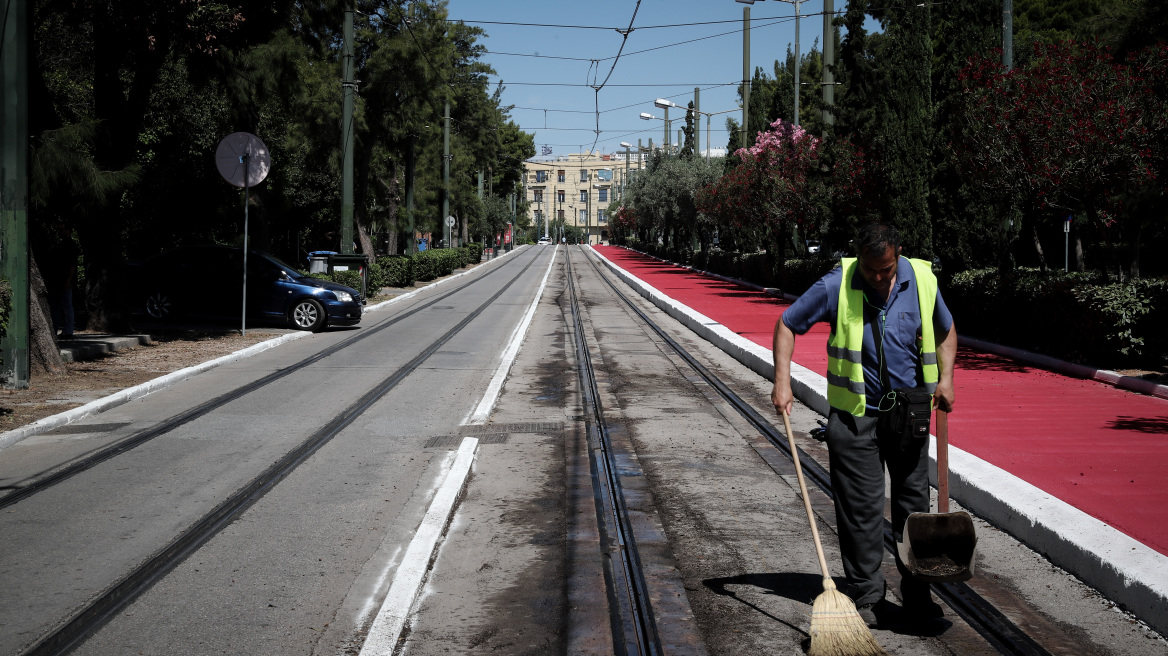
{"left": 771, "top": 223, "right": 958, "bottom": 628}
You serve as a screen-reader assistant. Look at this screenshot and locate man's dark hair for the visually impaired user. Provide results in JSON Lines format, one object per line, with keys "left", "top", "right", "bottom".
{"left": 856, "top": 223, "right": 900, "bottom": 259}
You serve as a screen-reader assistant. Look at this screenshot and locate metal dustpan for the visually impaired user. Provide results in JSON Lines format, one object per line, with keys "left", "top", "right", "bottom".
{"left": 898, "top": 409, "right": 978, "bottom": 582}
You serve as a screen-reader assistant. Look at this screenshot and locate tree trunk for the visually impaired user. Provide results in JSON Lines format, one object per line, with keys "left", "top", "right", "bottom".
{"left": 29, "top": 256, "right": 65, "bottom": 375}
{"left": 1031, "top": 222, "right": 1047, "bottom": 272}
{"left": 356, "top": 220, "right": 376, "bottom": 260}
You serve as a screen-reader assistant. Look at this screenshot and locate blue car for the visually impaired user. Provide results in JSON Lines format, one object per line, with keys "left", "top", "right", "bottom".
{"left": 127, "top": 246, "right": 364, "bottom": 332}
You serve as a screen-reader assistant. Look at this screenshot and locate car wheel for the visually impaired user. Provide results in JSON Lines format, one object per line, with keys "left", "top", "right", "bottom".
{"left": 145, "top": 291, "right": 174, "bottom": 320}
{"left": 291, "top": 299, "right": 326, "bottom": 332}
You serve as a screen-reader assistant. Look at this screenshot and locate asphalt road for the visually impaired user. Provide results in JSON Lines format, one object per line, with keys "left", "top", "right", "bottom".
{"left": 0, "top": 244, "right": 1163, "bottom": 656}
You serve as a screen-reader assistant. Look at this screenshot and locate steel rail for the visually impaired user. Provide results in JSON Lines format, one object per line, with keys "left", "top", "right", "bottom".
{"left": 0, "top": 248, "right": 538, "bottom": 512}
{"left": 580, "top": 247, "right": 1052, "bottom": 656}
{"left": 564, "top": 247, "right": 662, "bottom": 656}
{"left": 21, "top": 249, "right": 545, "bottom": 656}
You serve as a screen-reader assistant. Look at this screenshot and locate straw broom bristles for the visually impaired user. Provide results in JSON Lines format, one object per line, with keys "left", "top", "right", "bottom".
{"left": 808, "top": 578, "right": 888, "bottom": 656}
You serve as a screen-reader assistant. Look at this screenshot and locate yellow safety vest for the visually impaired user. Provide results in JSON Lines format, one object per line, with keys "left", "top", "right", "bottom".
{"left": 826, "top": 257, "right": 939, "bottom": 416}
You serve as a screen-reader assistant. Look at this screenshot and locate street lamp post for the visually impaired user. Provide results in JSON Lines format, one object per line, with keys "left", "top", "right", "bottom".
{"left": 640, "top": 112, "right": 671, "bottom": 155}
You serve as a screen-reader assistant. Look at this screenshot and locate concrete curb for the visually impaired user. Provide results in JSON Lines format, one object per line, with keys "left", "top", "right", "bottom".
{"left": 0, "top": 247, "right": 527, "bottom": 453}
{"left": 590, "top": 245, "right": 1168, "bottom": 637}
{"left": 610, "top": 246, "right": 1168, "bottom": 401}
{"left": 58, "top": 334, "right": 155, "bottom": 363}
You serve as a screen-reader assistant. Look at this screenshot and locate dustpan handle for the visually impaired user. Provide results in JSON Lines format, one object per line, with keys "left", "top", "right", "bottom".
{"left": 937, "top": 409, "right": 949, "bottom": 514}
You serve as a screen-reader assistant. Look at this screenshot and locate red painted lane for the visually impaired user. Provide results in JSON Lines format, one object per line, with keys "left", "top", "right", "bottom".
{"left": 596, "top": 246, "right": 1168, "bottom": 556}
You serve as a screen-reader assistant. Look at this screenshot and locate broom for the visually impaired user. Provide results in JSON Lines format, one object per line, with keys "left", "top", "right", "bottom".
{"left": 781, "top": 409, "right": 887, "bottom": 656}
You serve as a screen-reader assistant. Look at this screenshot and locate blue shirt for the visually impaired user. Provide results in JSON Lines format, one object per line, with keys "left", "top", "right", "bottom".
{"left": 782, "top": 257, "right": 953, "bottom": 413}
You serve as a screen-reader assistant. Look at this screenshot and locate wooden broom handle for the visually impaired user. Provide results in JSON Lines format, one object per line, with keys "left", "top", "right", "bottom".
{"left": 782, "top": 409, "right": 833, "bottom": 580}
{"left": 937, "top": 409, "right": 949, "bottom": 514}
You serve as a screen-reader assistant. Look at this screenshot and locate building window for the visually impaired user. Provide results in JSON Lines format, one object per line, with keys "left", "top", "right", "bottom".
{"left": 557, "top": 190, "right": 565, "bottom": 203}
{"left": 580, "top": 169, "right": 588, "bottom": 182}
{"left": 534, "top": 210, "right": 543, "bottom": 222}
{"left": 598, "top": 209, "right": 607, "bottom": 223}
{"left": 596, "top": 169, "right": 613, "bottom": 181}
{"left": 536, "top": 170, "right": 547, "bottom": 183}
{"left": 579, "top": 209, "right": 587, "bottom": 222}
{"left": 598, "top": 188, "right": 608, "bottom": 202}
{"left": 557, "top": 170, "right": 565, "bottom": 183}
{"left": 533, "top": 190, "right": 543, "bottom": 203}
{"left": 580, "top": 190, "right": 587, "bottom": 203}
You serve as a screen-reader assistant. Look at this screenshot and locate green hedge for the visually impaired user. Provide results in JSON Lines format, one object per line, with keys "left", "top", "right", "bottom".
{"left": 630, "top": 240, "right": 837, "bottom": 294}
{"left": 303, "top": 247, "right": 486, "bottom": 294}
{"left": 946, "top": 268, "right": 1167, "bottom": 366}
{"left": 375, "top": 255, "right": 414, "bottom": 288}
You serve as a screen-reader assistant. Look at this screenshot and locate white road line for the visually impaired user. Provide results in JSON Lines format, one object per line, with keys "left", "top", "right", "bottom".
{"left": 463, "top": 246, "right": 558, "bottom": 425}
{"left": 358, "top": 437, "right": 479, "bottom": 656}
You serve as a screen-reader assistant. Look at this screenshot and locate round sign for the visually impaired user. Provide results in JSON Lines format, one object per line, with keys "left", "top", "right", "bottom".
{"left": 445, "top": 215, "right": 456, "bottom": 228}
{"left": 215, "top": 132, "right": 271, "bottom": 188}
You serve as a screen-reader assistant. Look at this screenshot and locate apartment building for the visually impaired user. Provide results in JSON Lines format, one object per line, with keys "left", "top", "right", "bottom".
{"left": 523, "top": 151, "right": 644, "bottom": 245}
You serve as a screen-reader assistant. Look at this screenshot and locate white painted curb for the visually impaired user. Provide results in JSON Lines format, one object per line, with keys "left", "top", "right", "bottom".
{"left": 589, "top": 246, "right": 1168, "bottom": 637}
{"left": 358, "top": 437, "right": 479, "bottom": 655}
{"left": 0, "top": 247, "right": 528, "bottom": 452}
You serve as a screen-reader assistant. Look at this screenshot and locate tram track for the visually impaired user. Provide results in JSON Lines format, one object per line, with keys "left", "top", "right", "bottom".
{"left": 564, "top": 248, "right": 663, "bottom": 656}
{"left": 0, "top": 249, "right": 535, "bottom": 513}
{"left": 574, "top": 245, "right": 1056, "bottom": 656}
{"left": 19, "top": 248, "right": 546, "bottom": 656}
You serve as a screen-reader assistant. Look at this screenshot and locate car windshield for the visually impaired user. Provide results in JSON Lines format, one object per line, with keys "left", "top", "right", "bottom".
{"left": 259, "top": 253, "right": 306, "bottom": 278}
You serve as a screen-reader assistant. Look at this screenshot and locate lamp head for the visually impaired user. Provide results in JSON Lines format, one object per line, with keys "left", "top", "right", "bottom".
{"left": 619, "top": 141, "right": 631, "bottom": 148}
{"left": 639, "top": 112, "right": 654, "bottom": 120}
{"left": 654, "top": 98, "right": 680, "bottom": 110}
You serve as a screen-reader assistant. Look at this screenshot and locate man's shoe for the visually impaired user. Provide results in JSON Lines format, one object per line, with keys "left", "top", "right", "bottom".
{"left": 856, "top": 603, "right": 879, "bottom": 629}
{"left": 901, "top": 597, "right": 944, "bottom": 623}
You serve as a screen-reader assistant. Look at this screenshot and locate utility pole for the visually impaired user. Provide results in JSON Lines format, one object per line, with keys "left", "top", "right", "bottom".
{"left": 822, "top": 0, "right": 835, "bottom": 135}
{"left": 1002, "top": 0, "right": 1013, "bottom": 71}
{"left": 442, "top": 100, "right": 450, "bottom": 248}
{"left": 663, "top": 105, "right": 670, "bottom": 155}
{"left": 0, "top": 0, "right": 29, "bottom": 388}
{"left": 742, "top": 4, "right": 751, "bottom": 147}
{"left": 341, "top": 4, "right": 355, "bottom": 254}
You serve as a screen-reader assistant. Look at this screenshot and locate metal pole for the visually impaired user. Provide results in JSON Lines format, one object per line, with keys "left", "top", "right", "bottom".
{"left": 242, "top": 153, "right": 249, "bottom": 336}
{"left": 742, "top": 5, "right": 750, "bottom": 147}
{"left": 663, "top": 106, "right": 669, "bottom": 156}
{"left": 443, "top": 100, "right": 450, "bottom": 248}
{"left": 794, "top": 0, "right": 802, "bottom": 127}
{"left": 1, "top": 0, "right": 30, "bottom": 388}
{"left": 341, "top": 5, "right": 355, "bottom": 254}
{"left": 706, "top": 115, "right": 711, "bottom": 160}
{"left": 1003, "top": 0, "right": 1013, "bottom": 71}
{"left": 822, "top": 0, "right": 835, "bottom": 135}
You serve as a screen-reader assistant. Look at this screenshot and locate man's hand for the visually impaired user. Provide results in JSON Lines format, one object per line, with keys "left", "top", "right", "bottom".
{"left": 772, "top": 317, "right": 797, "bottom": 417}
{"left": 933, "top": 378, "right": 954, "bottom": 413}
{"left": 934, "top": 321, "right": 958, "bottom": 412}
{"left": 772, "top": 379, "right": 794, "bottom": 417}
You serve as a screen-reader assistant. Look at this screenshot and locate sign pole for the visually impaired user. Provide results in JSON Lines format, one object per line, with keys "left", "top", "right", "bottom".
{"left": 1064, "top": 215, "right": 1071, "bottom": 272}
{"left": 242, "top": 153, "right": 250, "bottom": 336}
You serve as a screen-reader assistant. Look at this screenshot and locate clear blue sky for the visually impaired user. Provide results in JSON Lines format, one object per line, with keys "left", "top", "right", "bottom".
{"left": 443, "top": 0, "right": 840, "bottom": 158}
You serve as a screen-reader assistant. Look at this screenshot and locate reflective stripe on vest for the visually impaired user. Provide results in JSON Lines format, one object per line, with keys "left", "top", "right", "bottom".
{"left": 826, "top": 257, "right": 939, "bottom": 416}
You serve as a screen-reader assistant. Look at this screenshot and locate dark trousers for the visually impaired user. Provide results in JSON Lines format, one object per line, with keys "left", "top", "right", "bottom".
{"left": 824, "top": 408, "right": 931, "bottom": 606}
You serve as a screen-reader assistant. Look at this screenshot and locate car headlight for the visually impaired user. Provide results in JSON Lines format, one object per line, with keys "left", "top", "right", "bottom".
{"left": 333, "top": 290, "right": 353, "bottom": 302}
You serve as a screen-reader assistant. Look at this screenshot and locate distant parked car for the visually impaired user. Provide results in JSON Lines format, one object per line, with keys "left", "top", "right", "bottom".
{"left": 537, "top": 236, "right": 551, "bottom": 245}
{"left": 806, "top": 240, "right": 821, "bottom": 255}
{"left": 126, "top": 246, "right": 364, "bottom": 331}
